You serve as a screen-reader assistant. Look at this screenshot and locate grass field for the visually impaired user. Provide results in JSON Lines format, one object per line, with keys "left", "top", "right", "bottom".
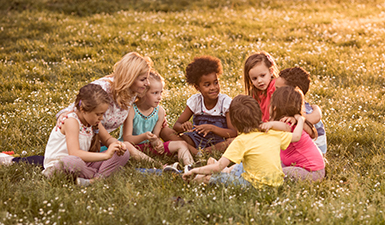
{"left": 1, "top": 0, "right": 385, "bottom": 224}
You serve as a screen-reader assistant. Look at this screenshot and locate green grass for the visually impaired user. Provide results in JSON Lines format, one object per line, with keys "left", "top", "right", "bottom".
{"left": 1, "top": 0, "right": 385, "bottom": 224}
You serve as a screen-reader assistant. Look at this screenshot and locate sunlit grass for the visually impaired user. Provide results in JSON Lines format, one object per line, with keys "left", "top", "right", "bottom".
{"left": 1, "top": 0, "right": 385, "bottom": 224}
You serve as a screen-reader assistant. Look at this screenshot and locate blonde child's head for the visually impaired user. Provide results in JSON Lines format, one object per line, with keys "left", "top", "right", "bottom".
{"left": 243, "top": 51, "right": 279, "bottom": 97}
{"left": 137, "top": 70, "right": 165, "bottom": 107}
{"left": 109, "top": 52, "right": 153, "bottom": 109}
{"left": 75, "top": 83, "right": 110, "bottom": 152}
{"left": 229, "top": 95, "right": 262, "bottom": 133}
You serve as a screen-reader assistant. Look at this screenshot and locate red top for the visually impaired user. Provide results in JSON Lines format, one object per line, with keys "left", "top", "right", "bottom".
{"left": 254, "top": 79, "right": 276, "bottom": 122}
{"left": 281, "top": 125, "right": 325, "bottom": 171}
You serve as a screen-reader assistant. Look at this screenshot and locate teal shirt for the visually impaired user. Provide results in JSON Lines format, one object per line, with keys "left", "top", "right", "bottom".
{"left": 132, "top": 104, "right": 159, "bottom": 144}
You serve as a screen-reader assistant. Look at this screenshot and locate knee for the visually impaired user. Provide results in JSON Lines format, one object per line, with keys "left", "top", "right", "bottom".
{"left": 61, "top": 155, "right": 82, "bottom": 166}
{"left": 122, "top": 149, "right": 131, "bottom": 160}
{"left": 175, "top": 141, "right": 188, "bottom": 149}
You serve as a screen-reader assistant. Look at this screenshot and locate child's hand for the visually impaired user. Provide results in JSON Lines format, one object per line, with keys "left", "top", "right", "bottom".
{"left": 181, "top": 121, "right": 193, "bottom": 132}
{"left": 259, "top": 122, "right": 273, "bottom": 133}
{"left": 144, "top": 131, "right": 156, "bottom": 140}
{"left": 193, "top": 124, "right": 214, "bottom": 137}
{"left": 150, "top": 137, "right": 165, "bottom": 154}
{"left": 280, "top": 116, "right": 296, "bottom": 126}
{"left": 116, "top": 142, "right": 127, "bottom": 156}
{"left": 182, "top": 169, "right": 197, "bottom": 181}
{"left": 105, "top": 142, "right": 122, "bottom": 159}
{"left": 294, "top": 114, "right": 305, "bottom": 123}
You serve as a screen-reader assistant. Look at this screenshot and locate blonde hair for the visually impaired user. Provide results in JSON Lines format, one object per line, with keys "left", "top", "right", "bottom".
{"left": 243, "top": 51, "right": 279, "bottom": 99}
{"left": 108, "top": 52, "right": 153, "bottom": 109}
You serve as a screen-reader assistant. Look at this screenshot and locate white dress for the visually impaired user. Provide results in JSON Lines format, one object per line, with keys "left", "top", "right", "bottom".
{"left": 43, "top": 112, "right": 93, "bottom": 176}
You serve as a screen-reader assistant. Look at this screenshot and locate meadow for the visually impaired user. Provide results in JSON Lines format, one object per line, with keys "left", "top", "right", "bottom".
{"left": 1, "top": 0, "right": 385, "bottom": 224}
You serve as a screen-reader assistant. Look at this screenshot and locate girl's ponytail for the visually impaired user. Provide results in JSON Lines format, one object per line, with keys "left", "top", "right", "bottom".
{"left": 89, "top": 124, "right": 101, "bottom": 152}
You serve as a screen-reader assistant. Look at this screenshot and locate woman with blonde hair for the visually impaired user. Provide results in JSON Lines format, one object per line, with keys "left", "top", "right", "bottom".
{"left": 0, "top": 52, "right": 159, "bottom": 166}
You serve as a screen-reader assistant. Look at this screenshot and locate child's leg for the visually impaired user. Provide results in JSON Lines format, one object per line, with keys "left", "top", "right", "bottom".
{"left": 167, "top": 141, "right": 194, "bottom": 166}
{"left": 282, "top": 166, "right": 325, "bottom": 182}
{"left": 123, "top": 141, "right": 161, "bottom": 166}
{"left": 53, "top": 155, "right": 98, "bottom": 179}
{"left": 202, "top": 138, "right": 234, "bottom": 154}
{"left": 94, "top": 150, "right": 130, "bottom": 178}
{"left": 160, "top": 126, "right": 180, "bottom": 142}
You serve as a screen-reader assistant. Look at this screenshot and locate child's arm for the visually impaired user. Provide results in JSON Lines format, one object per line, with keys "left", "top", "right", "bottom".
{"left": 122, "top": 107, "right": 155, "bottom": 144}
{"left": 305, "top": 104, "right": 321, "bottom": 125}
{"left": 173, "top": 106, "right": 194, "bottom": 133}
{"left": 260, "top": 121, "right": 292, "bottom": 132}
{"left": 152, "top": 106, "right": 166, "bottom": 137}
{"left": 280, "top": 116, "right": 317, "bottom": 139}
{"left": 193, "top": 111, "right": 237, "bottom": 138}
{"left": 291, "top": 115, "right": 304, "bottom": 142}
{"left": 65, "top": 119, "right": 122, "bottom": 162}
{"left": 183, "top": 156, "right": 231, "bottom": 181}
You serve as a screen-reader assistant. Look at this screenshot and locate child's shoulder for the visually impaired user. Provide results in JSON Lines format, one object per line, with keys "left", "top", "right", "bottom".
{"left": 218, "top": 93, "right": 232, "bottom": 101}
{"left": 186, "top": 93, "right": 203, "bottom": 105}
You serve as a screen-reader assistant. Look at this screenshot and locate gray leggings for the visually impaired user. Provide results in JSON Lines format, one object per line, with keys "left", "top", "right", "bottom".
{"left": 45, "top": 151, "right": 130, "bottom": 179}
{"left": 282, "top": 165, "right": 325, "bottom": 182}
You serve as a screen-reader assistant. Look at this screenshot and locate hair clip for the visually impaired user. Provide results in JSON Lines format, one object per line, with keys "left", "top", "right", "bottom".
{"left": 79, "top": 100, "right": 82, "bottom": 107}
{"left": 265, "top": 54, "right": 275, "bottom": 66}
{"left": 93, "top": 129, "right": 99, "bottom": 134}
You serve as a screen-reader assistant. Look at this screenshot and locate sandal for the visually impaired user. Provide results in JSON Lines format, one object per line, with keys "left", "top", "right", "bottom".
{"left": 163, "top": 162, "right": 182, "bottom": 174}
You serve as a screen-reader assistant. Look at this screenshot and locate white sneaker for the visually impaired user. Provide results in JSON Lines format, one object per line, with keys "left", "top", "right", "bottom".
{"left": 76, "top": 177, "right": 91, "bottom": 187}
{"left": 0, "top": 153, "right": 14, "bottom": 166}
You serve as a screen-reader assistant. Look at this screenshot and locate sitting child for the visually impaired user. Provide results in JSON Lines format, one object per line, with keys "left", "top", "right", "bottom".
{"left": 173, "top": 56, "right": 237, "bottom": 155}
{"left": 275, "top": 67, "right": 327, "bottom": 154}
{"left": 182, "top": 95, "right": 304, "bottom": 189}
{"left": 269, "top": 86, "right": 325, "bottom": 181}
{"left": 122, "top": 70, "right": 194, "bottom": 169}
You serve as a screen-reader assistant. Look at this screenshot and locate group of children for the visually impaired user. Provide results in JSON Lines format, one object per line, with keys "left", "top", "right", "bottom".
{"left": 0, "top": 51, "right": 327, "bottom": 189}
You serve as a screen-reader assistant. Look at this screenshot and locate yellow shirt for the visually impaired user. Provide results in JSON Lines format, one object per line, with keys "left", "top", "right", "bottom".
{"left": 223, "top": 130, "right": 292, "bottom": 189}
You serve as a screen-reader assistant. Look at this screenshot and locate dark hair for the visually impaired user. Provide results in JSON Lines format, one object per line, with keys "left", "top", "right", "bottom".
{"left": 270, "top": 86, "right": 317, "bottom": 137}
{"left": 229, "top": 95, "right": 262, "bottom": 133}
{"left": 75, "top": 83, "right": 110, "bottom": 152}
{"left": 279, "top": 67, "right": 310, "bottom": 95}
{"left": 185, "top": 56, "right": 223, "bottom": 86}
{"left": 243, "top": 51, "right": 279, "bottom": 100}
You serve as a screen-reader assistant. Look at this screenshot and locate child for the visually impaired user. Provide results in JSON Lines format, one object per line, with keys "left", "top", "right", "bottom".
{"left": 182, "top": 95, "right": 304, "bottom": 189}
{"left": 269, "top": 86, "right": 325, "bottom": 181}
{"left": 0, "top": 52, "right": 158, "bottom": 166}
{"left": 275, "top": 67, "right": 327, "bottom": 154}
{"left": 122, "top": 70, "right": 194, "bottom": 168}
{"left": 43, "top": 84, "right": 131, "bottom": 186}
{"left": 243, "top": 51, "right": 280, "bottom": 122}
{"left": 173, "top": 56, "right": 237, "bottom": 154}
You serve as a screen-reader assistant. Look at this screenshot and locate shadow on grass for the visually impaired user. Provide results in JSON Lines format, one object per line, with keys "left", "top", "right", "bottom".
{"left": 1, "top": 0, "right": 279, "bottom": 16}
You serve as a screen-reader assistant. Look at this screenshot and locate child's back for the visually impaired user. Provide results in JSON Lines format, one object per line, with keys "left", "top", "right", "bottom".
{"left": 223, "top": 129, "right": 292, "bottom": 188}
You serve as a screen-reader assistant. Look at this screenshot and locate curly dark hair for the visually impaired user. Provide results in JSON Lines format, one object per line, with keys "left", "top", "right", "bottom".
{"left": 279, "top": 67, "right": 310, "bottom": 95}
{"left": 185, "top": 56, "right": 223, "bottom": 85}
